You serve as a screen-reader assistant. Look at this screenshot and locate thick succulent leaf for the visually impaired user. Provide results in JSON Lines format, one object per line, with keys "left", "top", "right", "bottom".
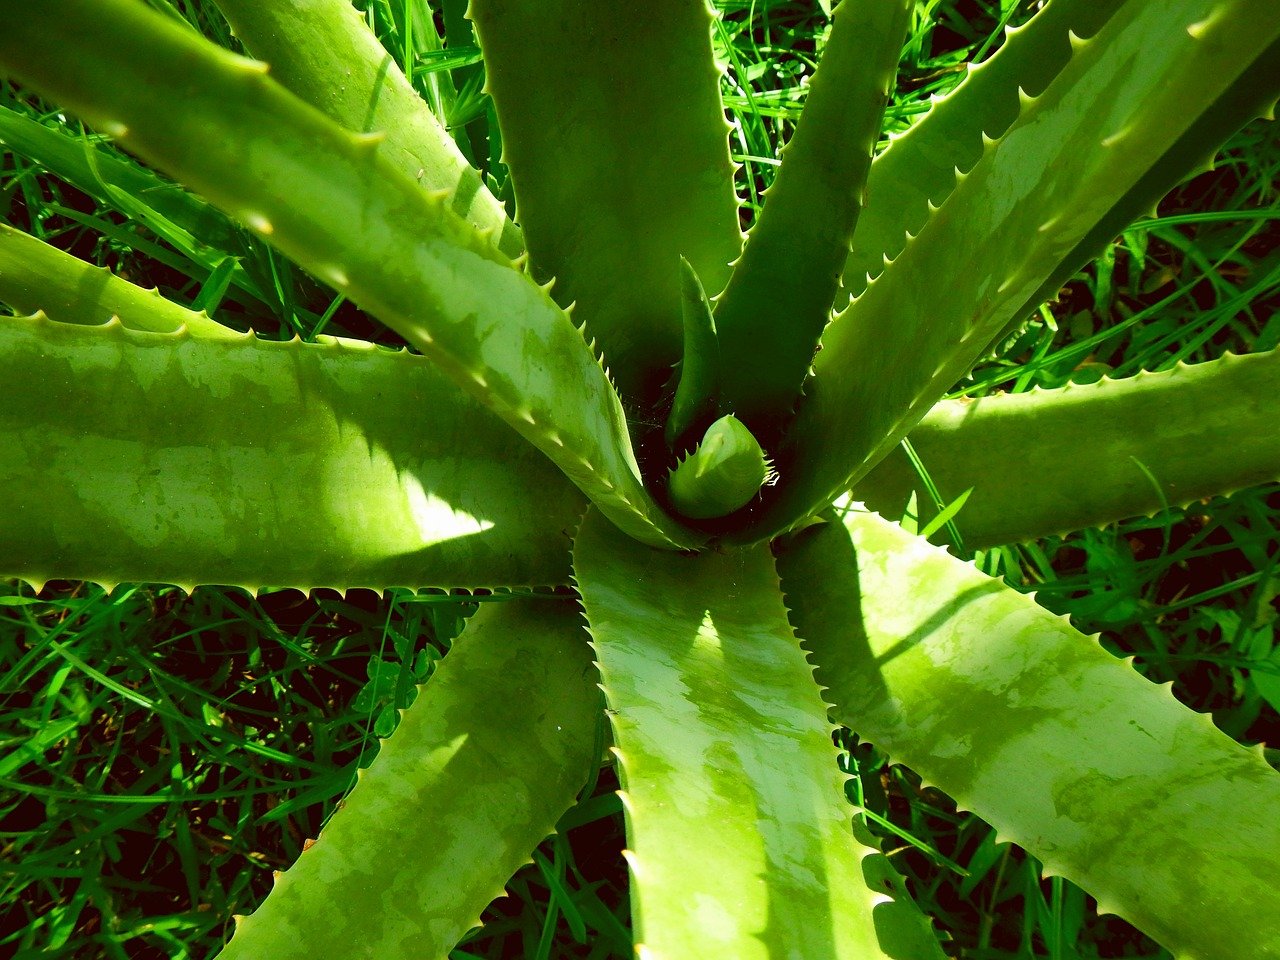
{"left": 754, "top": 0, "right": 1280, "bottom": 539}
{"left": 215, "top": 598, "right": 601, "bottom": 960}
{"left": 855, "top": 348, "right": 1280, "bottom": 547}
{"left": 0, "top": 223, "right": 237, "bottom": 338}
{"left": 0, "top": 0, "right": 699, "bottom": 550}
{"left": 1007, "top": 35, "right": 1280, "bottom": 336}
{"left": 0, "top": 312, "right": 583, "bottom": 592}
{"left": 573, "top": 508, "right": 926, "bottom": 960}
{"left": 468, "top": 0, "right": 743, "bottom": 403}
{"left": 840, "top": 0, "right": 1126, "bottom": 298}
{"left": 777, "top": 506, "right": 1280, "bottom": 960}
{"left": 712, "top": 0, "right": 912, "bottom": 433}
{"left": 0, "top": 103, "right": 278, "bottom": 311}
{"left": 213, "top": 0, "right": 522, "bottom": 257}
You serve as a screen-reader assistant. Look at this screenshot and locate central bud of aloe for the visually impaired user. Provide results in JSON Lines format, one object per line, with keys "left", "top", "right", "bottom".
{"left": 668, "top": 414, "right": 772, "bottom": 519}
{"left": 660, "top": 257, "right": 772, "bottom": 521}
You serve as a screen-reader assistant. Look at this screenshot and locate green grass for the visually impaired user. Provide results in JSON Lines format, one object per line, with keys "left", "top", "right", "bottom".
{"left": 2, "top": 1, "right": 1278, "bottom": 957}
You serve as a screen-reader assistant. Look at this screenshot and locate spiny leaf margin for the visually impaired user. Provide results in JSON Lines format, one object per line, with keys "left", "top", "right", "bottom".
{"left": 778, "top": 504, "right": 1280, "bottom": 960}
{"left": 215, "top": 599, "right": 600, "bottom": 960}
{"left": 855, "top": 347, "right": 1280, "bottom": 547}
{"left": 0, "top": 0, "right": 699, "bottom": 549}
{"left": 0, "top": 312, "right": 583, "bottom": 593}
{"left": 573, "top": 508, "right": 916, "bottom": 960}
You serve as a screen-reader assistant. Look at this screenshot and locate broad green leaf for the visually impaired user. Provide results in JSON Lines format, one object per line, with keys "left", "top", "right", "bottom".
{"left": 0, "top": 0, "right": 699, "bottom": 550}
{"left": 0, "top": 103, "right": 276, "bottom": 311}
{"left": 469, "top": 0, "right": 743, "bottom": 404}
{"left": 841, "top": 0, "right": 1126, "bottom": 298}
{"left": 215, "top": 599, "right": 600, "bottom": 960}
{"left": 754, "top": 0, "right": 1280, "bottom": 539}
{"left": 713, "top": 0, "right": 912, "bottom": 434}
{"left": 0, "top": 313, "right": 583, "bottom": 592}
{"left": 778, "top": 505, "right": 1280, "bottom": 960}
{"left": 573, "top": 509, "right": 924, "bottom": 960}
{"left": 213, "top": 0, "right": 522, "bottom": 257}
{"left": 855, "top": 347, "right": 1280, "bottom": 547}
{"left": 1005, "top": 34, "right": 1280, "bottom": 339}
{"left": 0, "top": 223, "right": 237, "bottom": 338}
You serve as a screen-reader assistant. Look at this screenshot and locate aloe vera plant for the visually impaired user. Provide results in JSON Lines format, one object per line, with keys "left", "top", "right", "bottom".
{"left": 3, "top": 0, "right": 1280, "bottom": 957}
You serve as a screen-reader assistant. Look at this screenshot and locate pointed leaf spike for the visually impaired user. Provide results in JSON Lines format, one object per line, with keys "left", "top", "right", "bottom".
{"left": 668, "top": 415, "right": 770, "bottom": 521}
{"left": 665, "top": 256, "right": 721, "bottom": 449}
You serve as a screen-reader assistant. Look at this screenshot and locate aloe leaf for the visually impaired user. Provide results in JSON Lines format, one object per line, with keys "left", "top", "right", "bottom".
{"left": 573, "top": 508, "right": 909, "bottom": 960}
{"left": 0, "top": 223, "right": 239, "bottom": 338}
{"left": 777, "top": 506, "right": 1280, "bottom": 960}
{"left": 755, "top": 0, "right": 1280, "bottom": 539}
{"left": 712, "top": 0, "right": 912, "bottom": 433}
{"left": 212, "top": 0, "right": 522, "bottom": 257}
{"left": 0, "top": 0, "right": 698, "bottom": 549}
{"left": 215, "top": 598, "right": 600, "bottom": 960}
{"left": 841, "top": 0, "right": 1126, "bottom": 298}
{"left": 468, "top": 0, "right": 743, "bottom": 403}
{"left": 855, "top": 348, "right": 1280, "bottom": 547}
{"left": 0, "top": 312, "right": 584, "bottom": 592}
{"left": 667, "top": 415, "right": 771, "bottom": 521}
{"left": 665, "top": 256, "right": 721, "bottom": 451}
{"left": 1006, "top": 34, "right": 1280, "bottom": 335}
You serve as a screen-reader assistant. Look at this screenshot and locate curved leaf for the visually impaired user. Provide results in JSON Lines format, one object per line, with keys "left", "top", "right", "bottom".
{"left": 0, "top": 223, "right": 237, "bottom": 338}
{"left": 778, "top": 506, "right": 1280, "bottom": 960}
{"left": 469, "top": 0, "right": 743, "bottom": 403}
{"left": 0, "top": 313, "right": 583, "bottom": 592}
{"left": 753, "top": 0, "right": 1280, "bottom": 540}
{"left": 713, "top": 0, "right": 912, "bottom": 433}
{"left": 1004, "top": 34, "right": 1280, "bottom": 339}
{"left": 0, "top": 0, "right": 699, "bottom": 549}
{"left": 0, "top": 102, "right": 248, "bottom": 259}
{"left": 574, "top": 508, "right": 922, "bottom": 960}
{"left": 215, "top": 598, "right": 601, "bottom": 960}
{"left": 667, "top": 415, "right": 770, "bottom": 521}
{"left": 213, "top": 0, "right": 522, "bottom": 256}
{"left": 665, "top": 256, "right": 721, "bottom": 451}
{"left": 840, "top": 0, "right": 1126, "bottom": 298}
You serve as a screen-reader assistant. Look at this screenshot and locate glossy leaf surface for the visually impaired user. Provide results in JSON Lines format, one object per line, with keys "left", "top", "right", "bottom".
{"left": 0, "top": 313, "right": 582, "bottom": 592}
{"left": 216, "top": 599, "right": 600, "bottom": 960}
{"left": 0, "top": 0, "right": 698, "bottom": 549}
{"left": 574, "top": 509, "right": 914, "bottom": 960}
{"left": 779, "top": 506, "right": 1280, "bottom": 960}
{"left": 856, "top": 348, "right": 1280, "bottom": 546}
{"left": 469, "top": 0, "right": 743, "bottom": 402}
{"left": 757, "top": 0, "right": 1280, "bottom": 538}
